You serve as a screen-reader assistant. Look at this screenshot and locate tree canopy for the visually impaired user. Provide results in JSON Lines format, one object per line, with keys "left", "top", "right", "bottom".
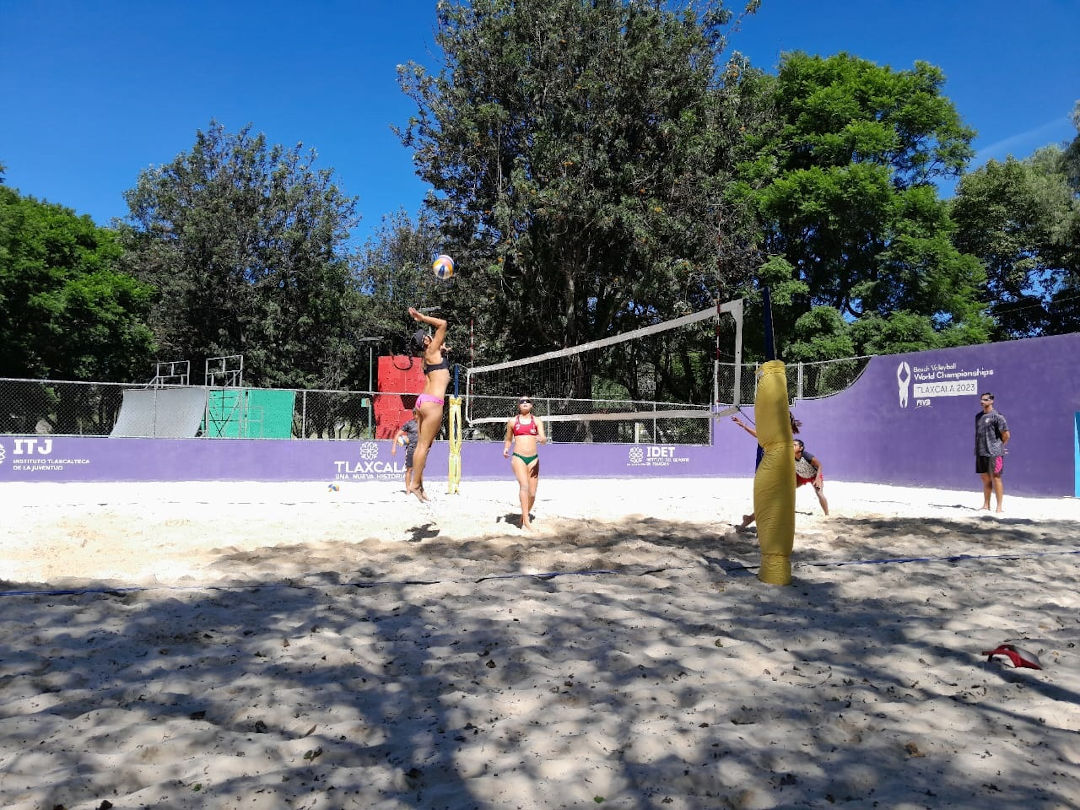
{"left": 118, "top": 121, "right": 370, "bottom": 389}
{"left": 729, "top": 51, "right": 992, "bottom": 359}
{"left": 5, "top": 4, "right": 1078, "bottom": 404}
{"left": 0, "top": 185, "right": 155, "bottom": 381}
{"left": 951, "top": 104, "right": 1080, "bottom": 340}
{"left": 397, "top": 0, "right": 759, "bottom": 373}
{"left": 354, "top": 209, "right": 445, "bottom": 353}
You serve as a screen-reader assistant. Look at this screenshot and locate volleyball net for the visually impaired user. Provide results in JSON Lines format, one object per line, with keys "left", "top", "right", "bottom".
{"left": 464, "top": 299, "right": 744, "bottom": 444}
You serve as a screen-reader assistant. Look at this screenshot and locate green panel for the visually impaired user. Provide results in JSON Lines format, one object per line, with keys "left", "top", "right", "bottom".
{"left": 246, "top": 389, "right": 296, "bottom": 439}
{"left": 203, "top": 388, "right": 245, "bottom": 438}
{"left": 202, "top": 388, "right": 296, "bottom": 439}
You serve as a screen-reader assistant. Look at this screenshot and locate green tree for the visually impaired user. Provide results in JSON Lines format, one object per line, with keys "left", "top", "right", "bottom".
{"left": 355, "top": 209, "right": 446, "bottom": 355}
{"left": 1049, "top": 106, "right": 1080, "bottom": 333}
{"left": 397, "top": 0, "right": 759, "bottom": 398}
{"left": 1061, "top": 101, "right": 1080, "bottom": 195}
{"left": 0, "top": 185, "right": 155, "bottom": 382}
{"left": 731, "top": 52, "right": 990, "bottom": 359}
{"left": 119, "top": 121, "right": 366, "bottom": 389}
{"left": 951, "top": 151, "right": 1080, "bottom": 338}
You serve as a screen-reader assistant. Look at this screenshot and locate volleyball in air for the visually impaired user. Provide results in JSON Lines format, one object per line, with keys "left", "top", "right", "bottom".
{"left": 397, "top": 434, "right": 408, "bottom": 446}
{"left": 432, "top": 254, "right": 455, "bottom": 280}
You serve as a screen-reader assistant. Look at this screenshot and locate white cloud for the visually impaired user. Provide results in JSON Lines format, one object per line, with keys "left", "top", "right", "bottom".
{"left": 974, "top": 112, "right": 1074, "bottom": 164}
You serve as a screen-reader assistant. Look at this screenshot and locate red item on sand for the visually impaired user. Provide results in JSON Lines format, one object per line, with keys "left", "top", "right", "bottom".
{"left": 981, "top": 643, "right": 1042, "bottom": 669}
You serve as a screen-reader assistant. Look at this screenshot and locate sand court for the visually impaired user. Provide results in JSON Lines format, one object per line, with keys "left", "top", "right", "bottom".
{"left": 2, "top": 477, "right": 1079, "bottom": 808}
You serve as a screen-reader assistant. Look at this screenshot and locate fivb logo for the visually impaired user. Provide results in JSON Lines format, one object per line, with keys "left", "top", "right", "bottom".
{"left": 896, "top": 361, "right": 911, "bottom": 408}
{"left": 11, "top": 438, "right": 53, "bottom": 455}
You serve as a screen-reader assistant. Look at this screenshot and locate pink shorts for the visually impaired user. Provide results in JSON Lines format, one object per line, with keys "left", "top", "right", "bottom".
{"left": 976, "top": 455, "right": 1004, "bottom": 476}
{"left": 416, "top": 393, "right": 444, "bottom": 406}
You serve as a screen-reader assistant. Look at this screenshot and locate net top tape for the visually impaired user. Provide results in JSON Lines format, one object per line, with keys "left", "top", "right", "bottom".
{"left": 467, "top": 300, "right": 742, "bottom": 375}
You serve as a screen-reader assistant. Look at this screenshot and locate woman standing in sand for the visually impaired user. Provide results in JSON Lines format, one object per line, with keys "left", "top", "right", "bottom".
{"left": 503, "top": 396, "right": 547, "bottom": 530}
{"left": 407, "top": 307, "right": 450, "bottom": 502}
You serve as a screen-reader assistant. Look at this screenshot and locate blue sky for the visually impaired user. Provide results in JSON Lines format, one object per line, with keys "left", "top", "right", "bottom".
{"left": 3, "top": 0, "right": 1077, "bottom": 248}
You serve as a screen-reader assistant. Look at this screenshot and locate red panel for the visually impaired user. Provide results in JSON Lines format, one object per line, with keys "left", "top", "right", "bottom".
{"left": 374, "top": 355, "right": 425, "bottom": 438}
{"left": 377, "top": 354, "right": 424, "bottom": 393}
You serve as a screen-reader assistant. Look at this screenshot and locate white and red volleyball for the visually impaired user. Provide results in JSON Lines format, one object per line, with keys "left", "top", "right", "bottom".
{"left": 432, "top": 254, "right": 455, "bottom": 280}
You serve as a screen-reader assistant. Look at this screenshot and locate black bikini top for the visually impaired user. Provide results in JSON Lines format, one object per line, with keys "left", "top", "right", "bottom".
{"left": 423, "top": 357, "right": 451, "bottom": 374}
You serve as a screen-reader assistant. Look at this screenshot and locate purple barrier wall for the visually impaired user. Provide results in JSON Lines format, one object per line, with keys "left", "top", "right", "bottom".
{"left": 1, "top": 334, "right": 1075, "bottom": 495}
{"left": 0, "top": 435, "right": 749, "bottom": 484}
{"left": 788, "top": 332, "right": 1080, "bottom": 497}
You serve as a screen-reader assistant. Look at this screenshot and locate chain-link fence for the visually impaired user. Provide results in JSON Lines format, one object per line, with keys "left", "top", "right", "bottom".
{"left": 292, "top": 389, "right": 375, "bottom": 439}
{"left": 716, "top": 356, "right": 873, "bottom": 409}
{"left": 0, "top": 378, "right": 379, "bottom": 439}
{"left": 716, "top": 363, "right": 759, "bottom": 411}
{"left": 790, "top": 356, "right": 873, "bottom": 400}
{"left": 1, "top": 355, "right": 872, "bottom": 442}
{"left": 0, "top": 378, "right": 126, "bottom": 436}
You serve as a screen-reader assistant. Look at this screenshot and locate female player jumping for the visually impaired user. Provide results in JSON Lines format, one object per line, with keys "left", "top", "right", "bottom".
{"left": 407, "top": 307, "right": 450, "bottom": 502}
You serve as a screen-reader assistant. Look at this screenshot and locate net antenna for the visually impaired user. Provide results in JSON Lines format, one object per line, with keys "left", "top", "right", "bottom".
{"left": 465, "top": 298, "right": 743, "bottom": 443}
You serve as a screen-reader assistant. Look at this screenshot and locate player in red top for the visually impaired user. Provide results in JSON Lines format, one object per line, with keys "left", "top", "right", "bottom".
{"left": 503, "top": 396, "right": 548, "bottom": 530}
